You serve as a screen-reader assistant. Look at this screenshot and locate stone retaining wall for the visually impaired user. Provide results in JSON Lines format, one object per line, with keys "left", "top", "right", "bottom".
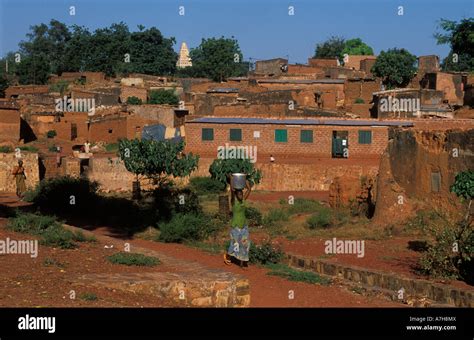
{"left": 286, "top": 253, "right": 473, "bottom": 307}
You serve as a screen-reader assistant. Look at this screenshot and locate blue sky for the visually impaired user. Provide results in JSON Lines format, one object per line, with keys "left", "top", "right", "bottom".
{"left": 0, "top": 0, "right": 472, "bottom": 63}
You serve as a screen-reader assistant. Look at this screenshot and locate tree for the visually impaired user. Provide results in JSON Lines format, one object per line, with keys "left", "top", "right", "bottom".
{"left": 118, "top": 139, "right": 199, "bottom": 192}
{"left": 0, "top": 75, "right": 8, "bottom": 98}
{"left": 434, "top": 18, "right": 474, "bottom": 72}
{"left": 313, "top": 36, "right": 345, "bottom": 60}
{"left": 371, "top": 48, "right": 417, "bottom": 89}
{"left": 342, "top": 38, "right": 374, "bottom": 57}
{"left": 123, "top": 27, "right": 177, "bottom": 76}
{"left": 16, "top": 54, "right": 50, "bottom": 85}
{"left": 189, "top": 37, "right": 246, "bottom": 82}
{"left": 148, "top": 89, "right": 179, "bottom": 105}
{"left": 209, "top": 158, "right": 262, "bottom": 190}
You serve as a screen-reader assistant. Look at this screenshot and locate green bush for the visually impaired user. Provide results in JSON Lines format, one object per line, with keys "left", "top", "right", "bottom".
{"left": 152, "top": 187, "right": 202, "bottom": 222}
{"left": 189, "top": 177, "right": 226, "bottom": 195}
{"left": 306, "top": 209, "right": 331, "bottom": 229}
{"left": 157, "top": 213, "right": 216, "bottom": 243}
{"left": 0, "top": 145, "right": 13, "bottom": 153}
{"left": 148, "top": 89, "right": 179, "bottom": 105}
{"left": 249, "top": 240, "right": 284, "bottom": 265}
{"left": 40, "top": 224, "right": 76, "bottom": 249}
{"left": 126, "top": 96, "right": 143, "bottom": 105}
{"left": 354, "top": 98, "right": 365, "bottom": 104}
{"left": 287, "top": 198, "right": 323, "bottom": 215}
{"left": 264, "top": 208, "right": 289, "bottom": 225}
{"left": 419, "top": 221, "right": 473, "bottom": 283}
{"left": 245, "top": 206, "right": 263, "bottom": 227}
{"left": 107, "top": 252, "right": 160, "bottom": 266}
{"left": 25, "top": 176, "right": 100, "bottom": 216}
{"left": 46, "top": 130, "right": 57, "bottom": 138}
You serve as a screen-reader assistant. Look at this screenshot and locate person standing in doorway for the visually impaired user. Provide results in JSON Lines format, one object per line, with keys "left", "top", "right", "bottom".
{"left": 12, "top": 160, "right": 27, "bottom": 199}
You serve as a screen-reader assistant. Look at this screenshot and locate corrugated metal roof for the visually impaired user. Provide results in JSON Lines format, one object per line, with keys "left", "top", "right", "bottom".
{"left": 187, "top": 117, "right": 414, "bottom": 127}
{"left": 207, "top": 88, "right": 240, "bottom": 93}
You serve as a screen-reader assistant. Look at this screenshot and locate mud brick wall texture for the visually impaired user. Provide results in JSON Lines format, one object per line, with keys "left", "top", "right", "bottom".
{"left": 0, "top": 108, "right": 20, "bottom": 141}
{"left": 120, "top": 86, "right": 148, "bottom": 103}
{"left": 189, "top": 157, "right": 378, "bottom": 191}
{"left": 0, "top": 153, "right": 39, "bottom": 192}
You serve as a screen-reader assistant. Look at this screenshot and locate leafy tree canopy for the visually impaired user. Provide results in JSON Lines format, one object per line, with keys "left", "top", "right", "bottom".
{"left": 434, "top": 18, "right": 474, "bottom": 72}
{"left": 342, "top": 38, "right": 374, "bottom": 56}
{"left": 188, "top": 37, "right": 247, "bottom": 82}
{"left": 118, "top": 139, "right": 199, "bottom": 185}
{"left": 209, "top": 158, "right": 262, "bottom": 189}
{"left": 371, "top": 48, "right": 417, "bottom": 89}
{"left": 314, "top": 36, "right": 345, "bottom": 59}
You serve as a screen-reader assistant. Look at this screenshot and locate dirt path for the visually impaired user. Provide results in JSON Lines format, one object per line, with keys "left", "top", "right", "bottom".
{"left": 88, "top": 226, "right": 400, "bottom": 307}
{"left": 0, "top": 193, "right": 400, "bottom": 307}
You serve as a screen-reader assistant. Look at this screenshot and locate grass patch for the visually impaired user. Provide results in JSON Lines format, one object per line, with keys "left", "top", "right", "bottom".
{"left": 7, "top": 212, "right": 91, "bottom": 249}
{"left": 107, "top": 252, "right": 160, "bottom": 266}
{"left": 287, "top": 198, "right": 324, "bottom": 215}
{"left": 265, "top": 263, "right": 331, "bottom": 285}
{"left": 79, "top": 292, "right": 98, "bottom": 301}
{"left": 249, "top": 240, "right": 284, "bottom": 265}
{"left": 189, "top": 177, "right": 225, "bottom": 195}
{"left": 17, "top": 145, "right": 39, "bottom": 153}
{"left": 72, "top": 231, "right": 97, "bottom": 243}
{"left": 0, "top": 145, "right": 13, "bottom": 153}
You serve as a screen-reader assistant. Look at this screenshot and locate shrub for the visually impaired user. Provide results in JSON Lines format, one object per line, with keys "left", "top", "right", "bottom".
{"left": 73, "top": 231, "right": 97, "bottom": 243}
{"left": 148, "top": 89, "right": 179, "bottom": 105}
{"left": 287, "top": 198, "right": 323, "bottom": 215}
{"left": 126, "top": 96, "right": 143, "bottom": 105}
{"left": 189, "top": 177, "right": 226, "bottom": 195}
{"left": 46, "top": 130, "right": 57, "bottom": 138}
{"left": 419, "top": 221, "right": 473, "bottom": 283}
{"left": 354, "top": 98, "right": 365, "bottom": 104}
{"left": 25, "top": 176, "right": 100, "bottom": 216}
{"left": 40, "top": 224, "right": 76, "bottom": 249}
{"left": 249, "top": 240, "right": 284, "bottom": 265}
{"left": 152, "top": 187, "right": 202, "bottom": 222}
{"left": 306, "top": 209, "right": 331, "bottom": 229}
{"left": 0, "top": 146, "right": 13, "bottom": 153}
{"left": 263, "top": 208, "right": 289, "bottom": 225}
{"left": 245, "top": 206, "right": 263, "bottom": 227}
{"left": 157, "top": 213, "right": 216, "bottom": 243}
{"left": 107, "top": 252, "right": 160, "bottom": 266}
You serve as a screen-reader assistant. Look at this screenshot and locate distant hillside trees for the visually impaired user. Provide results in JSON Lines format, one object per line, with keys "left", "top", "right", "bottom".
{"left": 371, "top": 48, "right": 417, "bottom": 89}
{"left": 1, "top": 20, "right": 178, "bottom": 84}
{"left": 434, "top": 18, "right": 474, "bottom": 72}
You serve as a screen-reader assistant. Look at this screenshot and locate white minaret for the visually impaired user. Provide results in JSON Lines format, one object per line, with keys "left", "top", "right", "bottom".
{"left": 176, "top": 42, "right": 192, "bottom": 68}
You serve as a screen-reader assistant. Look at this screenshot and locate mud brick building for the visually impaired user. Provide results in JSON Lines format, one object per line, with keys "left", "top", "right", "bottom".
{"left": 185, "top": 117, "right": 411, "bottom": 160}
{"left": 184, "top": 117, "right": 413, "bottom": 191}
{"left": 256, "top": 79, "right": 345, "bottom": 109}
{"left": 254, "top": 58, "right": 288, "bottom": 77}
{"left": 343, "top": 55, "right": 376, "bottom": 71}
{"left": 307, "top": 58, "right": 338, "bottom": 68}
{"left": 421, "top": 72, "right": 464, "bottom": 106}
{"left": 50, "top": 72, "right": 106, "bottom": 84}
{"left": 5, "top": 85, "right": 49, "bottom": 99}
